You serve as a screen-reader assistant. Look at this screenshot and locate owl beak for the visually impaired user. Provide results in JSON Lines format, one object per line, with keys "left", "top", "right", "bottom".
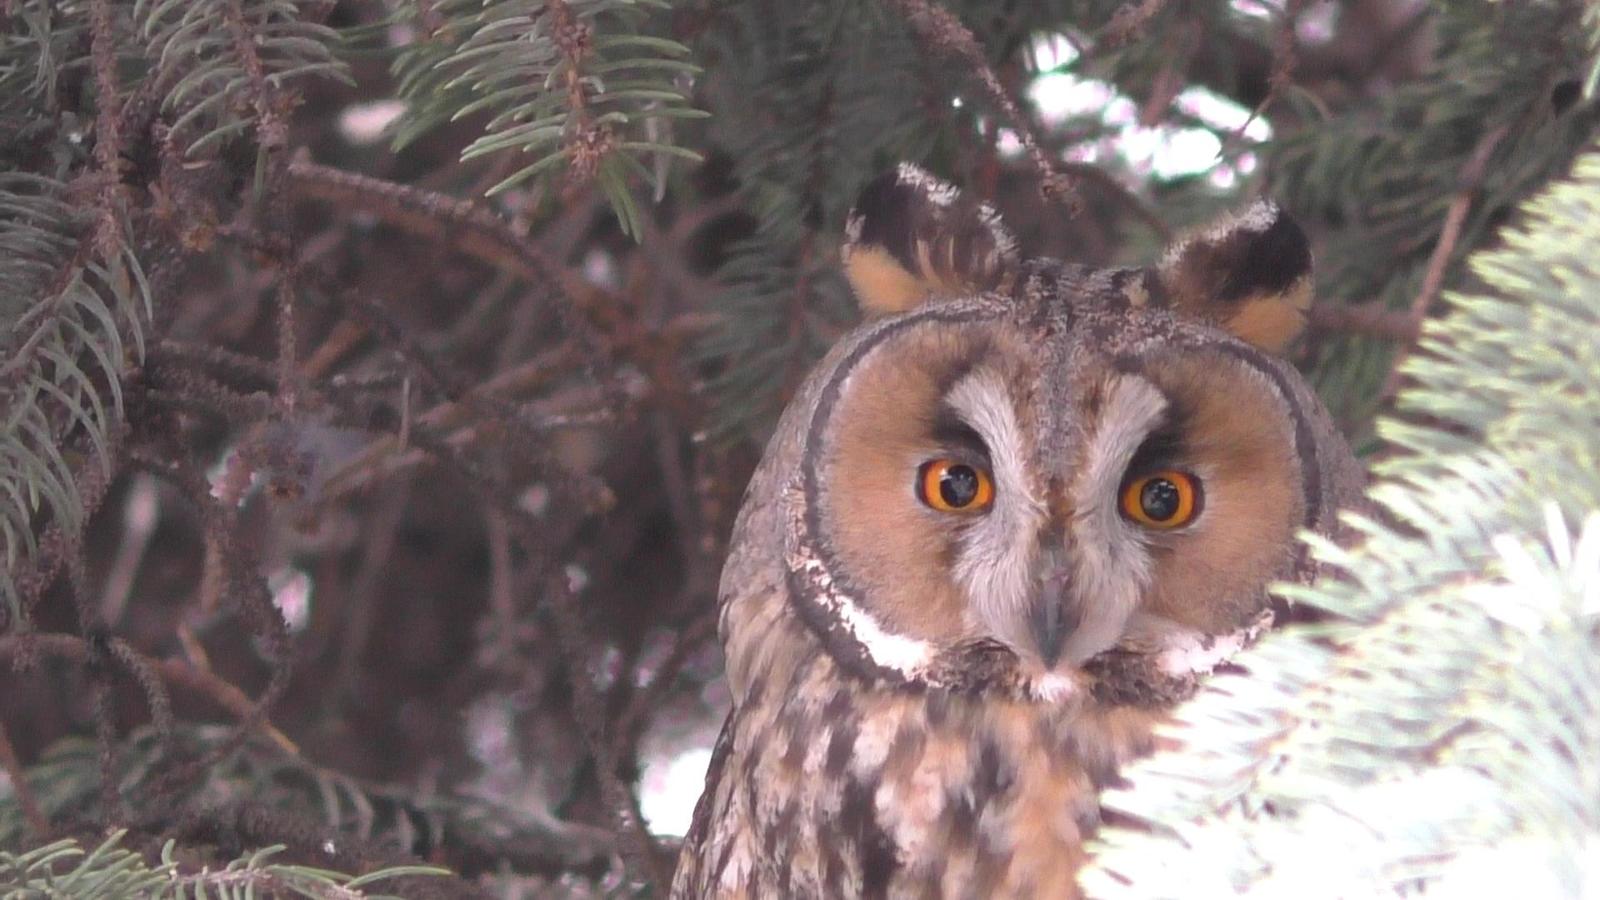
{"left": 1031, "top": 567, "right": 1072, "bottom": 668}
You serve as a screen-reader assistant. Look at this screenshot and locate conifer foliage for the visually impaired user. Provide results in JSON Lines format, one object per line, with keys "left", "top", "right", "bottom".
{"left": 1, "top": 0, "right": 1597, "bottom": 896}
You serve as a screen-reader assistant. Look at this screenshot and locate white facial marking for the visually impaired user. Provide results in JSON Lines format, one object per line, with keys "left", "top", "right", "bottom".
{"left": 796, "top": 551, "right": 937, "bottom": 677}
{"left": 1154, "top": 616, "right": 1268, "bottom": 677}
{"left": 942, "top": 367, "right": 1046, "bottom": 654}
{"left": 1030, "top": 671, "right": 1077, "bottom": 703}
{"left": 1063, "top": 375, "right": 1169, "bottom": 664}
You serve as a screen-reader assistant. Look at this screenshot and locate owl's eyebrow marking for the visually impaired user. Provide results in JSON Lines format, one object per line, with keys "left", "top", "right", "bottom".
{"left": 1125, "top": 428, "right": 1185, "bottom": 475}
{"left": 1124, "top": 403, "right": 1189, "bottom": 475}
{"left": 929, "top": 408, "right": 990, "bottom": 459}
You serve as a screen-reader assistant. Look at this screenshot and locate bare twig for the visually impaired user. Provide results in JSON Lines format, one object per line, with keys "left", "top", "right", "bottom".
{"left": 1225, "top": 0, "right": 1305, "bottom": 150}
{"left": 332, "top": 484, "right": 412, "bottom": 697}
{"left": 1059, "top": 162, "right": 1173, "bottom": 242}
{"left": 1098, "top": 0, "right": 1174, "bottom": 48}
{"left": 1, "top": 633, "right": 300, "bottom": 755}
{"left": 286, "top": 160, "right": 585, "bottom": 300}
{"left": 882, "top": 0, "right": 1079, "bottom": 206}
{"left": 315, "top": 344, "right": 584, "bottom": 500}
{"left": 88, "top": 0, "right": 125, "bottom": 256}
{"left": 1308, "top": 301, "right": 1420, "bottom": 341}
{"left": 275, "top": 273, "right": 301, "bottom": 413}
{"left": 124, "top": 446, "right": 294, "bottom": 801}
{"left": 1381, "top": 124, "right": 1508, "bottom": 400}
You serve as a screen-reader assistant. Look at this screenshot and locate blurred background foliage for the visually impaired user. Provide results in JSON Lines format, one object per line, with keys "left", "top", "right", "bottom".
{"left": 1, "top": 0, "right": 1596, "bottom": 896}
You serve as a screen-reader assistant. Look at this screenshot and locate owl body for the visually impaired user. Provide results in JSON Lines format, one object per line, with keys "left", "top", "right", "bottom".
{"left": 673, "top": 166, "right": 1365, "bottom": 899}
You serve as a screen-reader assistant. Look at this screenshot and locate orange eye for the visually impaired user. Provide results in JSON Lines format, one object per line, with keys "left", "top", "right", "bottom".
{"left": 1119, "top": 470, "right": 1202, "bottom": 529}
{"left": 916, "top": 459, "right": 995, "bottom": 513}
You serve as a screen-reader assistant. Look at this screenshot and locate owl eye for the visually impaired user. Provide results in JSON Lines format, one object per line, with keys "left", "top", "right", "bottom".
{"left": 1119, "top": 470, "right": 1202, "bottom": 529}
{"left": 917, "top": 459, "right": 995, "bottom": 513}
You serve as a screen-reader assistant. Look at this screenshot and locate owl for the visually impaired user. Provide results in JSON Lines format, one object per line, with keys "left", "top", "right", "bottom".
{"left": 670, "top": 164, "right": 1366, "bottom": 898}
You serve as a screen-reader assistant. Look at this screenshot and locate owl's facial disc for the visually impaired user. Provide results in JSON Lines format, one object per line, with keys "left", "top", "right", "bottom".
{"left": 811, "top": 314, "right": 1310, "bottom": 694}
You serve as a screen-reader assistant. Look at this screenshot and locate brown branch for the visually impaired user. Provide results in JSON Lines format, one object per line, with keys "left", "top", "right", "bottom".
{"left": 124, "top": 446, "right": 294, "bottom": 801}
{"left": 275, "top": 272, "right": 300, "bottom": 413}
{"left": 1225, "top": 0, "right": 1304, "bottom": 151}
{"left": 0, "top": 633, "right": 300, "bottom": 755}
{"left": 222, "top": 0, "right": 287, "bottom": 150}
{"left": 12, "top": 422, "right": 127, "bottom": 623}
{"left": 1308, "top": 301, "right": 1420, "bottom": 342}
{"left": 68, "top": 545, "right": 124, "bottom": 824}
{"left": 286, "top": 159, "right": 586, "bottom": 301}
{"left": 882, "top": 0, "right": 1080, "bottom": 207}
{"left": 543, "top": 570, "right": 668, "bottom": 891}
{"left": 157, "top": 650, "right": 299, "bottom": 756}
{"left": 1097, "top": 0, "right": 1174, "bottom": 49}
{"left": 332, "top": 484, "right": 412, "bottom": 697}
{"left": 315, "top": 344, "right": 584, "bottom": 500}
{"left": 285, "top": 161, "right": 664, "bottom": 424}
{"left": 1059, "top": 162, "right": 1173, "bottom": 242}
{"left": 88, "top": 0, "right": 125, "bottom": 256}
{"left": 1381, "top": 124, "right": 1509, "bottom": 400}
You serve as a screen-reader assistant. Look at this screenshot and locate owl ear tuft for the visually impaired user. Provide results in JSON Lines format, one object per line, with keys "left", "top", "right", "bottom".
{"left": 1156, "top": 201, "right": 1313, "bottom": 354}
{"left": 842, "top": 163, "right": 1020, "bottom": 318}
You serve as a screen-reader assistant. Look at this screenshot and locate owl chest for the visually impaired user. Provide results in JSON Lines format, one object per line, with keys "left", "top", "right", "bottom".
{"left": 725, "top": 682, "right": 1153, "bottom": 899}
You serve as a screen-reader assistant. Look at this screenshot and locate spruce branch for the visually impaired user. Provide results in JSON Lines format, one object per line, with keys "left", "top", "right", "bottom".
{"left": 1271, "top": 2, "right": 1594, "bottom": 426}
{"left": 390, "top": 0, "right": 704, "bottom": 234}
{"left": 136, "top": 0, "right": 349, "bottom": 156}
{"left": 0, "top": 830, "right": 447, "bottom": 899}
{"left": 122, "top": 445, "right": 295, "bottom": 807}
{"left": 345, "top": 417, "right": 663, "bottom": 888}
{"left": 0, "top": 633, "right": 299, "bottom": 759}
{"left": 1379, "top": 122, "right": 1508, "bottom": 402}
{"left": 286, "top": 158, "right": 585, "bottom": 299}
{"left": 883, "top": 0, "right": 1080, "bottom": 206}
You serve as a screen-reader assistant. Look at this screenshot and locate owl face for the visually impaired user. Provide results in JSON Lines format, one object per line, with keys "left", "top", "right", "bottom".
{"left": 775, "top": 164, "right": 1361, "bottom": 701}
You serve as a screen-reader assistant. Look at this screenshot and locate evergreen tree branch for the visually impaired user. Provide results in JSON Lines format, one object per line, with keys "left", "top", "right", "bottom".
{"left": 286, "top": 158, "right": 584, "bottom": 298}
{"left": 1308, "top": 301, "right": 1420, "bottom": 342}
{"left": 0, "top": 830, "right": 447, "bottom": 899}
{"left": 122, "top": 445, "right": 295, "bottom": 808}
{"left": 1379, "top": 122, "right": 1508, "bottom": 401}
{"left": 883, "top": 0, "right": 1079, "bottom": 206}
{"left": 0, "top": 633, "right": 299, "bottom": 758}
{"left": 390, "top": 0, "right": 704, "bottom": 234}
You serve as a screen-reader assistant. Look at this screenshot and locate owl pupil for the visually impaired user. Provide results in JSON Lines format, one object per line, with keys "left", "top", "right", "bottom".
{"left": 1140, "top": 478, "right": 1181, "bottom": 521}
{"left": 940, "top": 465, "right": 980, "bottom": 507}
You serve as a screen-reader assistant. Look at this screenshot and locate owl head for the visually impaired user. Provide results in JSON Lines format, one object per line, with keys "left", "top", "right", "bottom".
{"left": 723, "top": 164, "right": 1365, "bottom": 707}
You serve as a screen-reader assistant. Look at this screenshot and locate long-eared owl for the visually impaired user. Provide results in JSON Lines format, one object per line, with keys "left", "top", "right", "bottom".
{"left": 671, "top": 164, "right": 1366, "bottom": 898}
